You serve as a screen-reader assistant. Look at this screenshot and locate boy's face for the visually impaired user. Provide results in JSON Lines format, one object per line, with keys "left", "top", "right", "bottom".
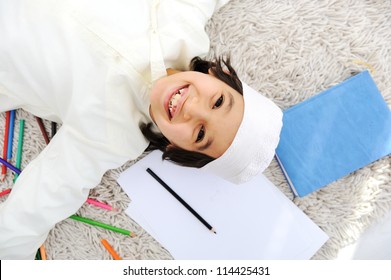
{"left": 149, "top": 70, "right": 244, "bottom": 158}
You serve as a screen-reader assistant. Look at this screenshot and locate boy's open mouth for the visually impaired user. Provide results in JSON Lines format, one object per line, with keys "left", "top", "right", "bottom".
{"left": 168, "top": 85, "right": 189, "bottom": 119}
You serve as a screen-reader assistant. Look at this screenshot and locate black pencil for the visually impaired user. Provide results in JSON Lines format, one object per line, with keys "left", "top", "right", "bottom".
{"left": 146, "top": 168, "right": 216, "bottom": 234}
{"left": 51, "top": 121, "right": 57, "bottom": 138}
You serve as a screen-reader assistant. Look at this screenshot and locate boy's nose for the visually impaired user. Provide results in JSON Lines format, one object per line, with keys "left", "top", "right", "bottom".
{"left": 183, "top": 95, "right": 208, "bottom": 121}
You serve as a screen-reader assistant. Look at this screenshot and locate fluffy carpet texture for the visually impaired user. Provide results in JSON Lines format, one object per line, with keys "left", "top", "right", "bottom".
{"left": 1, "top": 0, "right": 390, "bottom": 259}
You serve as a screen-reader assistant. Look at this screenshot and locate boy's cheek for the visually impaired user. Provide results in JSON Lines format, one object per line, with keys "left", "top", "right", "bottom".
{"left": 162, "top": 125, "right": 190, "bottom": 145}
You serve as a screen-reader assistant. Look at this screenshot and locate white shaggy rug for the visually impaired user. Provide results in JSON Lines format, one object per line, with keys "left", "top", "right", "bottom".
{"left": 1, "top": 0, "right": 390, "bottom": 260}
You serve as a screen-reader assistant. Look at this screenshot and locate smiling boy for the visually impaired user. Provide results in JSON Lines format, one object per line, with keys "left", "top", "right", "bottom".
{"left": 0, "top": 0, "right": 282, "bottom": 259}
{"left": 149, "top": 69, "right": 244, "bottom": 158}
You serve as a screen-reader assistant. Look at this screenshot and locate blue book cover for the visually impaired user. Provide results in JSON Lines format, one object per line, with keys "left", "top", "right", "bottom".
{"left": 275, "top": 70, "right": 391, "bottom": 197}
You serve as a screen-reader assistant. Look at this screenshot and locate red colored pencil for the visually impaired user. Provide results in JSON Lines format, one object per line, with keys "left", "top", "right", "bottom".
{"left": 2, "top": 111, "right": 11, "bottom": 181}
{"left": 0, "top": 188, "right": 11, "bottom": 198}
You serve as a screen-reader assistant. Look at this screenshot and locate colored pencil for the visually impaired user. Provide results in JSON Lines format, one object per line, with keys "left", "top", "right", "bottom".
{"left": 7, "top": 110, "right": 15, "bottom": 160}
{"left": 86, "top": 198, "right": 117, "bottom": 211}
{"left": 146, "top": 168, "right": 216, "bottom": 234}
{"left": 13, "top": 119, "right": 25, "bottom": 182}
{"left": 2, "top": 111, "right": 10, "bottom": 181}
{"left": 39, "top": 245, "right": 47, "bottom": 260}
{"left": 35, "top": 116, "right": 50, "bottom": 145}
{"left": 69, "top": 215, "right": 135, "bottom": 237}
{"left": 0, "top": 188, "right": 11, "bottom": 198}
{"left": 0, "top": 157, "right": 21, "bottom": 174}
{"left": 35, "top": 248, "right": 41, "bottom": 260}
{"left": 7, "top": 110, "right": 15, "bottom": 161}
{"left": 101, "top": 239, "right": 122, "bottom": 260}
{"left": 51, "top": 121, "right": 57, "bottom": 138}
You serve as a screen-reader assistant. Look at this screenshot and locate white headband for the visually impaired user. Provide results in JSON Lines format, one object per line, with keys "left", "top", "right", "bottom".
{"left": 201, "top": 81, "right": 283, "bottom": 184}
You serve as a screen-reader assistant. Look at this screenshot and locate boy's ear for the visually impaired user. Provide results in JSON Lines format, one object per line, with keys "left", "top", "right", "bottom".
{"left": 208, "top": 67, "right": 215, "bottom": 76}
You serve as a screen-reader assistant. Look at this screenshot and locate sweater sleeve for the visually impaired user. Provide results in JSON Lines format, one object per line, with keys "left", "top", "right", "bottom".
{"left": 153, "top": 0, "right": 230, "bottom": 73}
{"left": 0, "top": 124, "right": 129, "bottom": 259}
{"left": 0, "top": 0, "right": 230, "bottom": 259}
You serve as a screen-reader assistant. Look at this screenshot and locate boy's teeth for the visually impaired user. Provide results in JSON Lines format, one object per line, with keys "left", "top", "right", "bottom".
{"left": 169, "top": 91, "right": 181, "bottom": 115}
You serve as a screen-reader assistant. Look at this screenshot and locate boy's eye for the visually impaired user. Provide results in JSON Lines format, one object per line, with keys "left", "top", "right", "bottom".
{"left": 213, "top": 95, "right": 224, "bottom": 109}
{"left": 196, "top": 126, "right": 205, "bottom": 143}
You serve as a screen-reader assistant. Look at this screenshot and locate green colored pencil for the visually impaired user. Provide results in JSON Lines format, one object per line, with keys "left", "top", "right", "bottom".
{"left": 69, "top": 215, "right": 135, "bottom": 237}
{"left": 35, "top": 248, "right": 41, "bottom": 260}
{"left": 13, "top": 119, "right": 25, "bottom": 183}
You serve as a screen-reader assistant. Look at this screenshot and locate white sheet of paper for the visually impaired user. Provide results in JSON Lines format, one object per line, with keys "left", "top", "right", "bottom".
{"left": 118, "top": 151, "right": 328, "bottom": 259}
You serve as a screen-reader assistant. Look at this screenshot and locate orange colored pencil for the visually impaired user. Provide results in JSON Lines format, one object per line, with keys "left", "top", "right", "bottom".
{"left": 39, "top": 245, "right": 47, "bottom": 260}
{"left": 101, "top": 239, "right": 122, "bottom": 260}
{"left": 2, "top": 111, "right": 10, "bottom": 181}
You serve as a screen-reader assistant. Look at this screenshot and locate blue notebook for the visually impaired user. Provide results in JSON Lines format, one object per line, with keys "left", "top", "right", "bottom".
{"left": 275, "top": 70, "right": 391, "bottom": 197}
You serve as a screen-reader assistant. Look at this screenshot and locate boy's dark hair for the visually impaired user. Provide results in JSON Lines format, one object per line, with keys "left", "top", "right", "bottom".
{"left": 140, "top": 56, "right": 243, "bottom": 168}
